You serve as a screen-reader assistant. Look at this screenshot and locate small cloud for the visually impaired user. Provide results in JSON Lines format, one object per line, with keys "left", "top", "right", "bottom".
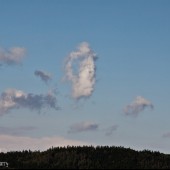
{"left": 64, "top": 42, "right": 97, "bottom": 100}
{"left": 162, "top": 132, "right": 170, "bottom": 138}
{"left": 68, "top": 121, "right": 99, "bottom": 133}
{"left": 105, "top": 125, "right": 118, "bottom": 136}
{"left": 0, "top": 47, "right": 26, "bottom": 65}
{"left": 124, "top": 96, "right": 153, "bottom": 117}
{"left": 34, "top": 70, "right": 52, "bottom": 84}
{"left": 0, "top": 126, "right": 37, "bottom": 136}
{"left": 0, "top": 88, "right": 59, "bottom": 116}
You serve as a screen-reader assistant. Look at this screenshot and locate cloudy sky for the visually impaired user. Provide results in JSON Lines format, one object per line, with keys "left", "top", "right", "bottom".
{"left": 0, "top": 0, "right": 170, "bottom": 153}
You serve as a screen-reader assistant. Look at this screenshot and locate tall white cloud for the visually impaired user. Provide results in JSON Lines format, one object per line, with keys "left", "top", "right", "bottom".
{"left": 0, "top": 135, "right": 89, "bottom": 152}
{"left": 68, "top": 121, "right": 99, "bottom": 133}
{"left": 124, "top": 96, "right": 153, "bottom": 117}
{"left": 64, "top": 42, "right": 97, "bottom": 100}
{"left": 34, "top": 70, "right": 52, "bottom": 84}
{"left": 0, "top": 47, "right": 26, "bottom": 65}
{"left": 0, "top": 88, "right": 59, "bottom": 116}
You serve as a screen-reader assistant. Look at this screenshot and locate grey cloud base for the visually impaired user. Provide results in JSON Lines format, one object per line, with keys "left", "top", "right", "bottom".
{"left": 0, "top": 89, "right": 59, "bottom": 115}
{"left": 34, "top": 70, "right": 52, "bottom": 84}
{"left": 124, "top": 96, "right": 153, "bottom": 117}
{"left": 0, "top": 47, "right": 26, "bottom": 65}
{"left": 68, "top": 121, "right": 99, "bottom": 133}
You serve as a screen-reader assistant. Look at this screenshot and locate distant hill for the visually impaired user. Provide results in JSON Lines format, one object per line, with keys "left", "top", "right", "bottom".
{"left": 0, "top": 146, "right": 170, "bottom": 169}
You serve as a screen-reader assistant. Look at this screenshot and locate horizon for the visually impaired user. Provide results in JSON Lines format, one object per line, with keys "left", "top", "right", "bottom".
{"left": 0, "top": 144, "right": 167, "bottom": 155}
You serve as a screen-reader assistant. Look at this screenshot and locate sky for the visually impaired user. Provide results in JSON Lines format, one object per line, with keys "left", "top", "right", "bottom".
{"left": 0, "top": 0, "right": 170, "bottom": 153}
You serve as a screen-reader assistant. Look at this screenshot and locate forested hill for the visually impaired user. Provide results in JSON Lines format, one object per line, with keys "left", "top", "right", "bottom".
{"left": 0, "top": 146, "right": 170, "bottom": 169}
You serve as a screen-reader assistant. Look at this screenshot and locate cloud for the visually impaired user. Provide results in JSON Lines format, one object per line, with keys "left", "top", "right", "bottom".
{"left": 0, "top": 135, "right": 89, "bottom": 152}
{"left": 0, "top": 126, "right": 37, "bottom": 136}
{"left": 162, "top": 132, "right": 170, "bottom": 138}
{"left": 0, "top": 88, "right": 59, "bottom": 116}
{"left": 34, "top": 70, "right": 52, "bottom": 84}
{"left": 64, "top": 42, "right": 97, "bottom": 100}
{"left": 105, "top": 125, "right": 118, "bottom": 136}
{"left": 68, "top": 121, "right": 99, "bottom": 133}
{"left": 0, "top": 47, "right": 26, "bottom": 65}
{"left": 124, "top": 96, "right": 153, "bottom": 117}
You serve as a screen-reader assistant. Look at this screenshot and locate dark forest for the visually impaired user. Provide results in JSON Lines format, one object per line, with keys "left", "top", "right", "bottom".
{"left": 0, "top": 146, "right": 170, "bottom": 169}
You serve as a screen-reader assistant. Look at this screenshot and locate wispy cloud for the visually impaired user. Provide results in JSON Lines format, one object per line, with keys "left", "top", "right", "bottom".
{"left": 34, "top": 70, "right": 52, "bottom": 84}
{"left": 68, "top": 121, "right": 99, "bottom": 133}
{"left": 0, "top": 47, "right": 26, "bottom": 65}
{"left": 124, "top": 96, "right": 153, "bottom": 117}
{"left": 0, "top": 126, "right": 37, "bottom": 136}
{"left": 0, "top": 135, "right": 89, "bottom": 152}
{"left": 64, "top": 42, "right": 97, "bottom": 100}
{"left": 162, "top": 132, "right": 170, "bottom": 138}
{"left": 105, "top": 125, "right": 118, "bottom": 136}
{"left": 0, "top": 88, "right": 59, "bottom": 116}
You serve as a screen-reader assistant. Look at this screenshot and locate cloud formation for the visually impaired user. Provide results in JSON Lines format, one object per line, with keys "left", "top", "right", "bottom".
{"left": 34, "top": 70, "right": 52, "bottom": 84}
{"left": 162, "top": 132, "right": 170, "bottom": 138}
{"left": 0, "top": 47, "right": 26, "bottom": 65}
{"left": 65, "top": 42, "right": 97, "bottom": 100}
{"left": 105, "top": 125, "right": 118, "bottom": 136}
{"left": 124, "top": 96, "right": 153, "bottom": 117}
{"left": 0, "top": 135, "right": 89, "bottom": 152}
{"left": 68, "top": 121, "right": 99, "bottom": 133}
{"left": 0, "top": 88, "right": 59, "bottom": 115}
{"left": 0, "top": 126, "right": 37, "bottom": 136}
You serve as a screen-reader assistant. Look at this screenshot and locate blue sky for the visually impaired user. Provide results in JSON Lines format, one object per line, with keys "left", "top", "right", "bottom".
{"left": 0, "top": 0, "right": 170, "bottom": 153}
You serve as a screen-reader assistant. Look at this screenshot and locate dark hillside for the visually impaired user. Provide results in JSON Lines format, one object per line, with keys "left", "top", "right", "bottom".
{"left": 0, "top": 146, "right": 170, "bottom": 169}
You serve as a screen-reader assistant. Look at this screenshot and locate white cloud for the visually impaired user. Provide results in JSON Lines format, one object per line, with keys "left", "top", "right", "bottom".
{"left": 0, "top": 47, "right": 26, "bottom": 65}
{"left": 0, "top": 135, "right": 89, "bottom": 152}
{"left": 34, "top": 70, "right": 52, "bottom": 84}
{"left": 124, "top": 96, "right": 153, "bottom": 117}
{"left": 0, "top": 88, "right": 59, "bottom": 116}
{"left": 64, "top": 42, "right": 97, "bottom": 100}
{"left": 68, "top": 121, "right": 99, "bottom": 133}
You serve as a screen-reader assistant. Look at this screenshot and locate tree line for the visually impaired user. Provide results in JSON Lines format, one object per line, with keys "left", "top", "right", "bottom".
{"left": 0, "top": 146, "right": 170, "bottom": 169}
